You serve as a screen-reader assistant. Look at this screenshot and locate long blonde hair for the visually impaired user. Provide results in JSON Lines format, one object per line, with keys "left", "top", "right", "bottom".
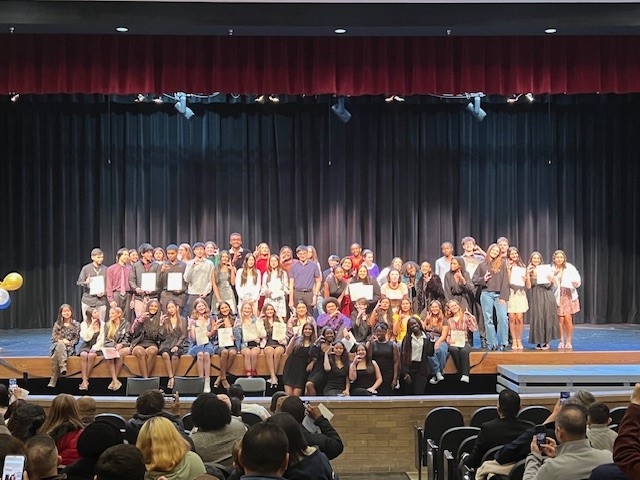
{"left": 107, "top": 307, "right": 123, "bottom": 340}
{"left": 136, "top": 416, "right": 190, "bottom": 472}
{"left": 39, "top": 393, "right": 84, "bottom": 438}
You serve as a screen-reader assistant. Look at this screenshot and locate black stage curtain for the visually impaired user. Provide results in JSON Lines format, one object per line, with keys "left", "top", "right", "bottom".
{"left": 0, "top": 95, "right": 638, "bottom": 328}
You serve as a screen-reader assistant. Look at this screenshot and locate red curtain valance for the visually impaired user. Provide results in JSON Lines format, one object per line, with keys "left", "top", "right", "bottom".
{"left": 3, "top": 34, "right": 640, "bottom": 96}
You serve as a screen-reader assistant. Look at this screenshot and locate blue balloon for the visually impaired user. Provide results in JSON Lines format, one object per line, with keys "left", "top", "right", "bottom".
{"left": 0, "top": 295, "right": 11, "bottom": 310}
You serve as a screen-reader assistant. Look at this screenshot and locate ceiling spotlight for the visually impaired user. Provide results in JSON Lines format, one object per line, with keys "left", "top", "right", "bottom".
{"left": 134, "top": 94, "right": 146, "bottom": 103}
{"left": 331, "top": 96, "right": 352, "bottom": 123}
{"left": 524, "top": 93, "right": 535, "bottom": 103}
{"left": 174, "top": 92, "right": 194, "bottom": 119}
{"left": 545, "top": 28, "right": 557, "bottom": 34}
{"left": 116, "top": 26, "right": 129, "bottom": 33}
{"left": 255, "top": 94, "right": 266, "bottom": 104}
{"left": 385, "top": 95, "right": 405, "bottom": 103}
{"left": 268, "top": 95, "right": 280, "bottom": 104}
{"left": 466, "top": 95, "right": 486, "bottom": 121}
{"left": 152, "top": 95, "right": 164, "bottom": 104}
{"left": 334, "top": 28, "right": 347, "bottom": 34}
{"left": 9, "top": 93, "right": 19, "bottom": 102}
{"left": 507, "top": 94, "right": 521, "bottom": 104}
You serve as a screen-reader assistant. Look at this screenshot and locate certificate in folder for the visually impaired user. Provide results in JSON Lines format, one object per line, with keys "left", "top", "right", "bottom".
{"left": 349, "top": 282, "right": 374, "bottom": 301}
{"left": 218, "top": 327, "right": 234, "bottom": 348}
{"left": 167, "top": 272, "right": 182, "bottom": 291}
{"left": 141, "top": 272, "right": 156, "bottom": 292}
{"left": 272, "top": 322, "right": 287, "bottom": 342}
{"left": 242, "top": 324, "right": 259, "bottom": 343}
{"left": 89, "top": 276, "right": 105, "bottom": 296}
{"left": 101, "top": 347, "right": 120, "bottom": 359}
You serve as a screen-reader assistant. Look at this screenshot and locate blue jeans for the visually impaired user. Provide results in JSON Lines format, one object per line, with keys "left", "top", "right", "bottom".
{"left": 480, "top": 291, "right": 508, "bottom": 348}
{"left": 428, "top": 340, "right": 449, "bottom": 374}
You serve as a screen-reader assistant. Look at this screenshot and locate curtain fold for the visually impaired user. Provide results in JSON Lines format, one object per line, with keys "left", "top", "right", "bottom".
{"left": 4, "top": 35, "right": 640, "bottom": 95}
{"left": 0, "top": 95, "right": 639, "bottom": 328}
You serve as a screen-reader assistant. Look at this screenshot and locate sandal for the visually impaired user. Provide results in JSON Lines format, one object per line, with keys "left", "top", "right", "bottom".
{"left": 269, "top": 377, "right": 278, "bottom": 387}
{"left": 79, "top": 381, "right": 89, "bottom": 391}
{"left": 221, "top": 378, "right": 231, "bottom": 389}
{"left": 213, "top": 377, "right": 222, "bottom": 388}
{"left": 112, "top": 380, "right": 122, "bottom": 391}
{"left": 565, "top": 343, "right": 573, "bottom": 350}
{"left": 167, "top": 377, "right": 174, "bottom": 389}
{"left": 246, "top": 370, "right": 253, "bottom": 378}
{"left": 107, "top": 381, "right": 115, "bottom": 391}
{"left": 558, "top": 342, "right": 565, "bottom": 350}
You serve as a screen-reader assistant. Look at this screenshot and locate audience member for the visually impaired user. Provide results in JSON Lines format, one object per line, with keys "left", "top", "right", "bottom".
{"left": 124, "top": 390, "right": 184, "bottom": 444}
{"left": 228, "top": 385, "right": 270, "bottom": 421}
{"left": 63, "top": 421, "right": 123, "bottom": 480}
{"left": 279, "top": 396, "right": 343, "bottom": 460}
{"left": 136, "top": 416, "right": 206, "bottom": 480}
{"left": 7, "top": 403, "right": 46, "bottom": 442}
{"left": 463, "top": 389, "right": 532, "bottom": 470}
{"left": 189, "top": 393, "right": 247, "bottom": 468}
{"left": 76, "top": 396, "right": 97, "bottom": 427}
{"left": 523, "top": 404, "right": 612, "bottom": 480}
{"left": 266, "top": 413, "right": 334, "bottom": 480}
{"left": 38, "top": 394, "right": 85, "bottom": 466}
{"left": 612, "top": 382, "right": 640, "bottom": 480}
{"left": 269, "top": 392, "right": 288, "bottom": 415}
{"left": 94, "top": 444, "right": 146, "bottom": 480}
{"left": 238, "top": 423, "right": 289, "bottom": 480}
{"left": 0, "top": 434, "right": 28, "bottom": 472}
{"left": 587, "top": 402, "right": 617, "bottom": 451}
{"left": 25, "top": 435, "right": 65, "bottom": 480}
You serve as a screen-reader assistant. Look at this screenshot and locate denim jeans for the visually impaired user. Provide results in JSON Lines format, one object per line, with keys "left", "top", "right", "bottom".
{"left": 480, "top": 291, "right": 508, "bottom": 348}
{"left": 428, "top": 339, "right": 449, "bottom": 374}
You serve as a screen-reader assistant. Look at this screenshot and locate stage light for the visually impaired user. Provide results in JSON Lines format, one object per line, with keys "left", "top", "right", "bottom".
{"left": 134, "top": 94, "right": 146, "bottom": 103}
{"left": 174, "top": 92, "right": 194, "bottom": 119}
{"left": 385, "top": 95, "right": 405, "bottom": 103}
{"left": 268, "top": 95, "right": 280, "bottom": 104}
{"left": 525, "top": 93, "right": 535, "bottom": 103}
{"left": 507, "top": 94, "right": 521, "bottom": 104}
{"left": 331, "top": 97, "right": 352, "bottom": 123}
{"left": 545, "top": 28, "right": 557, "bottom": 34}
{"left": 255, "top": 94, "right": 266, "bottom": 104}
{"left": 466, "top": 95, "right": 486, "bottom": 121}
{"left": 334, "top": 28, "right": 347, "bottom": 34}
{"left": 152, "top": 96, "right": 163, "bottom": 104}
{"left": 116, "top": 26, "right": 129, "bottom": 33}
{"left": 9, "top": 93, "right": 19, "bottom": 102}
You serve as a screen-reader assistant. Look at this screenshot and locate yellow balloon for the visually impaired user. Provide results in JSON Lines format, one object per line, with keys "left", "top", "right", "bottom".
{"left": 2, "top": 272, "right": 23, "bottom": 291}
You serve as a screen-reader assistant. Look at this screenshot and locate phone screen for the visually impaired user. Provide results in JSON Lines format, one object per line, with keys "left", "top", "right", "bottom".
{"left": 560, "top": 391, "right": 570, "bottom": 404}
{"left": 535, "top": 425, "right": 547, "bottom": 446}
{"left": 2, "top": 455, "right": 25, "bottom": 479}
{"left": 164, "top": 395, "right": 176, "bottom": 405}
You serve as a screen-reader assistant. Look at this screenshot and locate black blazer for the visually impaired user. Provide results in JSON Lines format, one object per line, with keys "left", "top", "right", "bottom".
{"left": 466, "top": 416, "right": 534, "bottom": 468}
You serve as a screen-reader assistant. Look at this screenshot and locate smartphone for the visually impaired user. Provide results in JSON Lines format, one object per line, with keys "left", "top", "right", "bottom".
{"left": 164, "top": 395, "right": 176, "bottom": 406}
{"left": 8, "top": 378, "right": 17, "bottom": 394}
{"left": 560, "top": 391, "right": 570, "bottom": 404}
{"left": 2, "top": 455, "right": 25, "bottom": 479}
{"left": 535, "top": 425, "right": 547, "bottom": 447}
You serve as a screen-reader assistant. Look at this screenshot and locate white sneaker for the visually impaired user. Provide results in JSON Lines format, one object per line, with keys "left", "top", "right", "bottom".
{"left": 460, "top": 375, "right": 470, "bottom": 383}
{"left": 436, "top": 372, "right": 444, "bottom": 381}
{"left": 429, "top": 377, "right": 439, "bottom": 385}
{"left": 203, "top": 378, "right": 211, "bottom": 393}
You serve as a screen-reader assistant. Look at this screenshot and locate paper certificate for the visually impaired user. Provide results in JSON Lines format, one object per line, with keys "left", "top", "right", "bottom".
{"left": 89, "top": 276, "right": 105, "bottom": 296}
{"left": 291, "top": 325, "right": 302, "bottom": 336}
{"left": 141, "top": 272, "right": 156, "bottom": 292}
{"left": 465, "top": 262, "right": 479, "bottom": 278}
{"left": 510, "top": 266, "right": 526, "bottom": 287}
{"left": 101, "top": 347, "right": 120, "bottom": 359}
{"left": 217, "top": 327, "right": 234, "bottom": 348}
{"left": 195, "top": 325, "right": 210, "bottom": 345}
{"left": 349, "top": 282, "right": 374, "bottom": 301}
{"left": 450, "top": 331, "right": 466, "bottom": 348}
{"left": 535, "top": 264, "right": 553, "bottom": 285}
{"left": 272, "top": 322, "right": 287, "bottom": 342}
{"left": 242, "top": 324, "right": 259, "bottom": 343}
{"left": 167, "top": 272, "right": 182, "bottom": 291}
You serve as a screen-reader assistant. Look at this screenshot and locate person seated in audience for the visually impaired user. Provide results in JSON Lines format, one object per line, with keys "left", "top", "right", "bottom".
{"left": 348, "top": 343, "right": 382, "bottom": 396}
{"left": 38, "top": 394, "right": 85, "bottom": 466}
{"left": 94, "top": 444, "right": 147, "bottom": 480}
{"left": 63, "top": 421, "right": 123, "bottom": 480}
{"left": 189, "top": 394, "right": 247, "bottom": 469}
{"left": 265, "top": 413, "right": 334, "bottom": 480}
{"left": 587, "top": 402, "right": 617, "bottom": 451}
{"left": 523, "top": 404, "right": 612, "bottom": 480}
{"left": 124, "top": 390, "right": 184, "bottom": 445}
{"left": 7, "top": 403, "right": 46, "bottom": 443}
{"left": 228, "top": 385, "right": 270, "bottom": 421}
{"left": 462, "top": 389, "right": 532, "bottom": 472}
{"left": 25, "top": 435, "right": 65, "bottom": 480}
{"left": 279, "top": 396, "right": 344, "bottom": 460}
{"left": 48, "top": 303, "right": 80, "bottom": 388}
{"left": 136, "top": 416, "right": 206, "bottom": 480}
{"left": 399, "top": 316, "right": 433, "bottom": 395}
{"left": 0, "top": 434, "right": 28, "bottom": 473}
{"left": 130, "top": 299, "right": 163, "bottom": 378}
{"left": 238, "top": 423, "right": 289, "bottom": 480}
{"left": 612, "top": 382, "right": 640, "bottom": 480}
{"left": 76, "top": 396, "right": 96, "bottom": 427}
{"left": 269, "top": 392, "right": 288, "bottom": 415}
{"left": 588, "top": 463, "right": 628, "bottom": 480}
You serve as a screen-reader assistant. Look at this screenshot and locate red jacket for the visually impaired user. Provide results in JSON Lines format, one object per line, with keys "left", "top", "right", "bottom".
{"left": 56, "top": 428, "right": 84, "bottom": 466}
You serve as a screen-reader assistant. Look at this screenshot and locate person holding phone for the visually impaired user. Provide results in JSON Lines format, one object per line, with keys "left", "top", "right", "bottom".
{"left": 349, "top": 343, "right": 382, "bottom": 396}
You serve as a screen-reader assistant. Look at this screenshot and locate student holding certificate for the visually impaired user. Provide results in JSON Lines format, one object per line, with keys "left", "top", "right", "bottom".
{"left": 550, "top": 250, "right": 581, "bottom": 350}
{"left": 187, "top": 298, "right": 216, "bottom": 393}
{"left": 506, "top": 247, "right": 531, "bottom": 350}
{"left": 235, "top": 302, "right": 267, "bottom": 378}
{"left": 444, "top": 300, "right": 478, "bottom": 383}
{"left": 260, "top": 304, "right": 288, "bottom": 387}
{"left": 526, "top": 251, "right": 559, "bottom": 350}
{"left": 211, "top": 301, "right": 238, "bottom": 390}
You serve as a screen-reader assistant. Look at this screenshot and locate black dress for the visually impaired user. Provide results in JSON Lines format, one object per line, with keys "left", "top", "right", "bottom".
{"left": 323, "top": 363, "right": 348, "bottom": 396}
{"left": 307, "top": 345, "right": 328, "bottom": 391}
{"left": 351, "top": 367, "right": 377, "bottom": 395}
{"left": 371, "top": 340, "right": 395, "bottom": 395}
{"left": 282, "top": 342, "right": 315, "bottom": 390}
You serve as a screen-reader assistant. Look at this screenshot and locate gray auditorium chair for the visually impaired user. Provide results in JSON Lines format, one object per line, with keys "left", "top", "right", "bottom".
{"left": 173, "top": 376, "right": 204, "bottom": 395}
{"left": 125, "top": 377, "right": 160, "bottom": 396}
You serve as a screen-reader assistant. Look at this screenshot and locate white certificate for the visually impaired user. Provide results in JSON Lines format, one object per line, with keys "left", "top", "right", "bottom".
{"left": 141, "top": 272, "right": 156, "bottom": 292}
{"left": 89, "top": 276, "right": 105, "bottom": 295}
{"left": 291, "top": 324, "right": 302, "bottom": 336}
{"left": 101, "top": 347, "right": 120, "bottom": 359}
{"left": 242, "top": 324, "right": 259, "bottom": 343}
{"left": 450, "top": 331, "right": 466, "bottom": 348}
{"left": 349, "top": 282, "right": 374, "bottom": 301}
{"left": 535, "top": 264, "right": 553, "bottom": 285}
{"left": 510, "top": 266, "right": 526, "bottom": 287}
{"left": 272, "top": 322, "right": 287, "bottom": 342}
{"left": 195, "top": 324, "right": 210, "bottom": 345}
{"left": 217, "top": 327, "right": 234, "bottom": 348}
{"left": 167, "top": 272, "right": 182, "bottom": 291}
{"left": 465, "top": 262, "right": 479, "bottom": 278}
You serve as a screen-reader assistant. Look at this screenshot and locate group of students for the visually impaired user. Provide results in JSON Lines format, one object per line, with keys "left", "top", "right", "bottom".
{"left": 50, "top": 233, "right": 581, "bottom": 395}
